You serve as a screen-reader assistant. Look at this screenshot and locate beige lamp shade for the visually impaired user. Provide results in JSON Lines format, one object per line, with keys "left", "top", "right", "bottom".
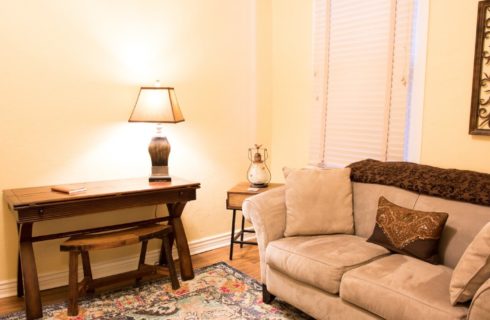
{"left": 129, "top": 87, "right": 184, "bottom": 123}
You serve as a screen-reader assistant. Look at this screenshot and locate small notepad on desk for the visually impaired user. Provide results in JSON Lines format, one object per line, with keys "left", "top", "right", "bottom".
{"left": 51, "top": 184, "right": 87, "bottom": 195}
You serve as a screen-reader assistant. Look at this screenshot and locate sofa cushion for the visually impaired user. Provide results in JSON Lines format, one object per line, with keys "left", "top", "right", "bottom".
{"left": 367, "top": 196, "right": 448, "bottom": 264}
{"left": 413, "top": 195, "right": 490, "bottom": 268}
{"left": 450, "top": 222, "right": 490, "bottom": 305}
{"left": 340, "top": 255, "right": 468, "bottom": 320}
{"left": 352, "top": 182, "right": 419, "bottom": 238}
{"left": 266, "top": 266, "right": 381, "bottom": 320}
{"left": 266, "top": 234, "right": 389, "bottom": 294}
{"left": 283, "top": 167, "right": 354, "bottom": 237}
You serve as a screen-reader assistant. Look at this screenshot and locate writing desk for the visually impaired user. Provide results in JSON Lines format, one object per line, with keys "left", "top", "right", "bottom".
{"left": 3, "top": 177, "right": 200, "bottom": 320}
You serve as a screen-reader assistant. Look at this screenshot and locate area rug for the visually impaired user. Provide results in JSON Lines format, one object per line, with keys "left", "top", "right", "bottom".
{"left": 1, "top": 262, "right": 312, "bottom": 320}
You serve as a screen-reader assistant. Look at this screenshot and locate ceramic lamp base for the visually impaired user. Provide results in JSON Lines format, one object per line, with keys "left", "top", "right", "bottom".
{"left": 148, "top": 132, "right": 172, "bottom": 182}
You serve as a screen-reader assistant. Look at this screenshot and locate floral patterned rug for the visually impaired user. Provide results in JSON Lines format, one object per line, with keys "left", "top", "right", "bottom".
{"left": 1, "top": 262, "right": 312, "bottom": 320}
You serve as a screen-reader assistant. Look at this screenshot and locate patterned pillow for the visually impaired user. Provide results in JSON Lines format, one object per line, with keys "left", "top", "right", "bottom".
{"left": 367, "top": 196, "right": 449, "bottom": 264}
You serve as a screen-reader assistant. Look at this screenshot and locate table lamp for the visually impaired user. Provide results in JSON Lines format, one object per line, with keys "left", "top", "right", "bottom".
{"left": 129, "top": 82, "right": 184, "bottom": 182}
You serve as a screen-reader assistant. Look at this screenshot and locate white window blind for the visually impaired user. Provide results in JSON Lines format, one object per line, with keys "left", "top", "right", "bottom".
{"left": 310, "top": 0, "right": 415, "bottom": 168}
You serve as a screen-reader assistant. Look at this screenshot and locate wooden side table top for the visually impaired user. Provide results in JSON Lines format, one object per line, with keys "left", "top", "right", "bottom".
{"left": 226, "top": 182, "right": 283, "bottom": 210}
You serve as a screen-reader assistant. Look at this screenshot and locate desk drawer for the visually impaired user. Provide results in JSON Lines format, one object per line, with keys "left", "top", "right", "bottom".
{"left": 16, "top": 188, "right": 197, "bottom": 223}
{"left": 227, "top": 193, "right": 251, "bottom": 210}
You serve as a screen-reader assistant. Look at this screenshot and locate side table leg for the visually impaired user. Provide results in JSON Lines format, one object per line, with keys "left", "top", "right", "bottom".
{"left": 240, "top": 214, "right": 245, "bottom": 248}
{"left": 19, "top": 223, "right": 42, "bottom": 320}
{"left": 229, "top": 209, "right": 237, "bottom": 260}
{"left": 167, "top": 203, "right": 194, "bottom": 280}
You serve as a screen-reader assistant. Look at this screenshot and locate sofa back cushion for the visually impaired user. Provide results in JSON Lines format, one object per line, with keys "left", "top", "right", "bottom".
{"left": 352, "top": 182, "right": 419, "bottom": 238}
{"left": 413, "top": 196, "right": 490, "bottom": 269}
{"left": 284, "top": 168, "right": 354, "bottom": 236}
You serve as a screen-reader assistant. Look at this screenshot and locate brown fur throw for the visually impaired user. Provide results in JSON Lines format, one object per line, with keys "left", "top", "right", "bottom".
{"left": 348, "top": 159, "right": 490, "bottom": 206}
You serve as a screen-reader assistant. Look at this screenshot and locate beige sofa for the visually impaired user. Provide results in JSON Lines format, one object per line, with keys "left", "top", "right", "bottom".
{"left": 243, "top": 161, "right": 490, "bottom": 320}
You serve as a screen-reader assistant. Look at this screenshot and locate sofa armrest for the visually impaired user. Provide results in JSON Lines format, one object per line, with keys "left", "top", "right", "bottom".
{"left": 468, "top": 278, "right": 490, "bottom": 320}
{"left": 242, "top": 186, "right": 287, "bottom": 283}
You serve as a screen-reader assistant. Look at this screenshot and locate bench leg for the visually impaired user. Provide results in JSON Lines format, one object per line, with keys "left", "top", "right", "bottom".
{"left": 68, "top": 251, "right": 80, "bottom": 316}
{"left": 136, "top": 240, "right": 148, "bottom": 285}
{"left": 159, "top": 230, "right": 174, "bottom": 266}
{"left": 81, "top": 251, "right": 94, "bottom": 293}
{"left": 162, "top": 235, "right": 180, "bottom": 290}
{"left": 139, "top": 240, "right": 148, "bottom": 267}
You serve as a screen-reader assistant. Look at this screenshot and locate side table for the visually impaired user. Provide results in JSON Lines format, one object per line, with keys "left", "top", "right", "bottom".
{"left": 226, "top": 182, "right": 283, "bottom": 260}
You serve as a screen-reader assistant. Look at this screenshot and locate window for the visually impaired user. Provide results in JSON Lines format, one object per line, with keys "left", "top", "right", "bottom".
{"left": 309, "top": 0, "right": 427, "bottom": 168}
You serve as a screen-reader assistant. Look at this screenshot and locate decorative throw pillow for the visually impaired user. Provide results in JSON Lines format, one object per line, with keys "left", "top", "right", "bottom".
{"left": 283, "top": 167, "right": 354, "bottom": 237}
{"left": 449, "top": 222, "right": 490, "bottom": 305}
{"left": 367, "top": 196, "right": 448, "bottom": 264}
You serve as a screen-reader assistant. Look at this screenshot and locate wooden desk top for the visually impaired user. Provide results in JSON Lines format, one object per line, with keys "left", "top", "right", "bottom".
{"left": 4, "top": 177, "right": 200, "bottom": 211}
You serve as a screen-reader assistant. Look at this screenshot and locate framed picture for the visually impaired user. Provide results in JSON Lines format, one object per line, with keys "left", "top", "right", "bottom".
{"left": 470, "top": 0, "right": 490, "bottom": 135}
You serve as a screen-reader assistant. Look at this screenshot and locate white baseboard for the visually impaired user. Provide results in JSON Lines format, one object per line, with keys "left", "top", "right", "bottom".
{"left": 0, "top": 230, "right": 255, "bottom": 299}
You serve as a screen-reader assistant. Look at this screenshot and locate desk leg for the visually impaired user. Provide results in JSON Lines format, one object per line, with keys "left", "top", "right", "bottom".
{"left": 17, "top": 253, "right": 23, "bottom": 297}
{"left": 167, "top": 203, "right": 194, "bottom": 280}
{"left": 19, "top": 223, "right": 42, "bottom": 320}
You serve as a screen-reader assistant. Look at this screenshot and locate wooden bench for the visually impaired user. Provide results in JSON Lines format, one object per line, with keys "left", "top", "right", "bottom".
{"left": 60, "top": 224, "right": 179, "bottom": 316}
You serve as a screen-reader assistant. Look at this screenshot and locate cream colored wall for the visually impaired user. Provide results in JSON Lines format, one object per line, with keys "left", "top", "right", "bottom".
{"left": 421, "top": 0, "right": 490, "bottom": 172}
{"left": 255, "top": 0, "right": 273, "bottom": 150}
{"left": 0, "top": 0, "right": 257, "bottom": 282}
{"left": 268, "top": 0, "right": 313, "bottom": 180}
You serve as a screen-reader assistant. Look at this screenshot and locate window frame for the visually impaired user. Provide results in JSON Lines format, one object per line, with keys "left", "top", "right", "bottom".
{"left": 405, "top": 0, "right": 429, "bottom": 162}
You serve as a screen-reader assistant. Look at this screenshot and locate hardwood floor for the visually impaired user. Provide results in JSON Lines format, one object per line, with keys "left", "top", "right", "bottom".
{"left": 0, "top": 245, "right": 260, "bottom": 316}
